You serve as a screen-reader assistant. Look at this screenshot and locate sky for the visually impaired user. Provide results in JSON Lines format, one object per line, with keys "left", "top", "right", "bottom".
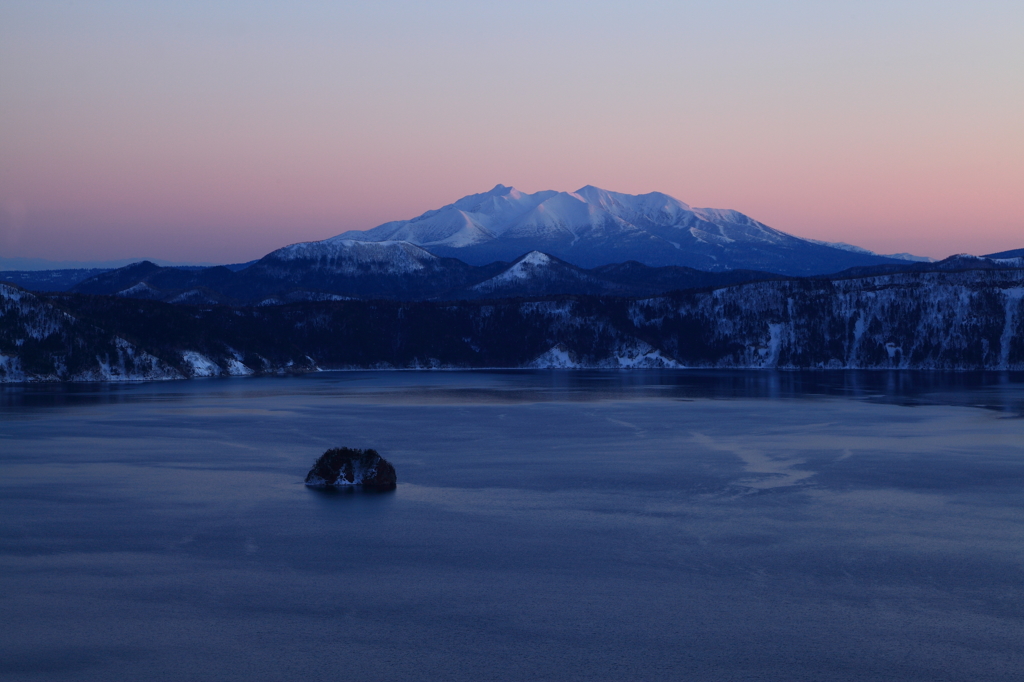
{"left": 1, "top": 0, "right": 1022, "bottom": 264}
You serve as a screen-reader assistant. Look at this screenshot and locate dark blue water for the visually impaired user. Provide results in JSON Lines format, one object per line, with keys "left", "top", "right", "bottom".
{"left": 2, "top": 371, "right": 1023, "bottom": 681}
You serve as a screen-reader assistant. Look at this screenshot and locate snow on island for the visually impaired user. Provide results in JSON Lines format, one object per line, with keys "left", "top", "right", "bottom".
{"left": 304, "top": 448, "right": 397, "bottom": 490}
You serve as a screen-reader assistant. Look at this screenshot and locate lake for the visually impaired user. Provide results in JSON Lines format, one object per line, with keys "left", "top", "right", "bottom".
{"left": 2, "top": 370, "right": 1023, "bottom": 681}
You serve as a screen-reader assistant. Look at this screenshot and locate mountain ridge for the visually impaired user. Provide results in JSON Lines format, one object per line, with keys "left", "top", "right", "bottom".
{"left": 59, "top": 246, "right": 1023, "bottom": 306}
{"left": 330, "top": 184, "right": 911, "bottom": 274}
{"left": 63, "top": 248, "right": 787, "bottom": 304}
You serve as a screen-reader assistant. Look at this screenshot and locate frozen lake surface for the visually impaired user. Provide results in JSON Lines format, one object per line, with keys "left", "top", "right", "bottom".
{"left": 2, "top": 370, "right": 1023, "bottom": 681}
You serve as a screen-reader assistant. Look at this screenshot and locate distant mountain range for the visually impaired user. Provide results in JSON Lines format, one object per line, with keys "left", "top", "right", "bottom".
{"left": 332, "top": 185, "right": 924, "bottom": 273}
{"left": 62, "top": 248, "right": 785, "bottom": 305}
{"left": 1, "top": 185, "right": 1020, "bottom": 305}
{"left": 986, "top": 248, "right": 1024, "bottom": 260}
{"left": 32, "top": 245, "right": 1020, "bottom": 306}
{"left": 0, "top": 256, "right": 224, "bottom": 271}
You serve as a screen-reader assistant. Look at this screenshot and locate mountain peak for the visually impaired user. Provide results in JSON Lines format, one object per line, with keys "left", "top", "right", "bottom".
{"left": 473, "top": 183, "right": 526, "bottom": 201}
{"left": 516, "top": 251, "right": 554, "bottom": 266}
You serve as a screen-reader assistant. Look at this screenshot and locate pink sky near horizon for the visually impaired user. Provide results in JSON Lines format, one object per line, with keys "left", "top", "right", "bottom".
{"left": 1, "top": 1, "right": 1021, "bottom": 264}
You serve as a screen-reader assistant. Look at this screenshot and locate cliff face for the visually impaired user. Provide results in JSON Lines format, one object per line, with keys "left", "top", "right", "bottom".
{"left": 2, "top": 268, "right": 1022, "bottom": 382}
{"left": 623, "top": 270, "right": 1024, "bottom": 370}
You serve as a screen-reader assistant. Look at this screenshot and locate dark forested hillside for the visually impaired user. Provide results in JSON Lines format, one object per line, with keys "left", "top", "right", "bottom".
{"left": 3, "top": 264, "right": 1023, "bottom": 382}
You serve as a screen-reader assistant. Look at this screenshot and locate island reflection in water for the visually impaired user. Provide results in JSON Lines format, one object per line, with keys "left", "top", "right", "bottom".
{"left": 2, "top": 370, "right": 1023, "bottom": 681}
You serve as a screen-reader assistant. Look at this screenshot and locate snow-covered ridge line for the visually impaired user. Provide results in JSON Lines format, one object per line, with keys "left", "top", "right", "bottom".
{"left": 265, "top": 239, "right": 439, "bottom": 274}
{"left": 804, "top": 240, "right": 934, "bottom": 262}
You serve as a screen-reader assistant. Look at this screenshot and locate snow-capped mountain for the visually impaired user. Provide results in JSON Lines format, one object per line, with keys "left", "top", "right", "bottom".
{"left": 333, "top": 185, "right": 907, "bottom": 274}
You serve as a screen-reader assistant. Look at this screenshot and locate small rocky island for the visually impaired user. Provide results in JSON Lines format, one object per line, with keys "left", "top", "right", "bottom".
{"left": 304, "top": 447, "right": 397, "bottom": 490}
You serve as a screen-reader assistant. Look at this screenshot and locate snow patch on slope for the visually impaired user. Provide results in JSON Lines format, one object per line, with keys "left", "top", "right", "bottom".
{"left": 884, "top": 253, "right": 935, "bottom": 263}
{"left": 0, "top": 354, "right": 25, "bottom": 382}
{"left": 1000, "top": 287, "right": 1024, "bottom": 369}
{"left": 225, "top": 358, "right": 254, "bottom": 375}
{"left": 169, "top": 290, "right": 220, "bottom": 305}
{"left": 472, "top": 251, "right": 559, "bottom": 290}
{"left": 1, "top": 283, "right": 24, "bottom": 302}
{"left": 612, "top": 342, "right": 681, "bottom": 368}
{"left": 530, "top": 345, "right": 580, "bottom": 368}
{"left": 182, "top": 351, "right": 221, "bottom": 377}
{"left": 117, "top": 282, "right": 160, "bottom": 298}
{"left": 806, "top": 239, "right": 875, "bottom": 255}
{"left": 80, "top": 338, "right": 182, "bottom": 382}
